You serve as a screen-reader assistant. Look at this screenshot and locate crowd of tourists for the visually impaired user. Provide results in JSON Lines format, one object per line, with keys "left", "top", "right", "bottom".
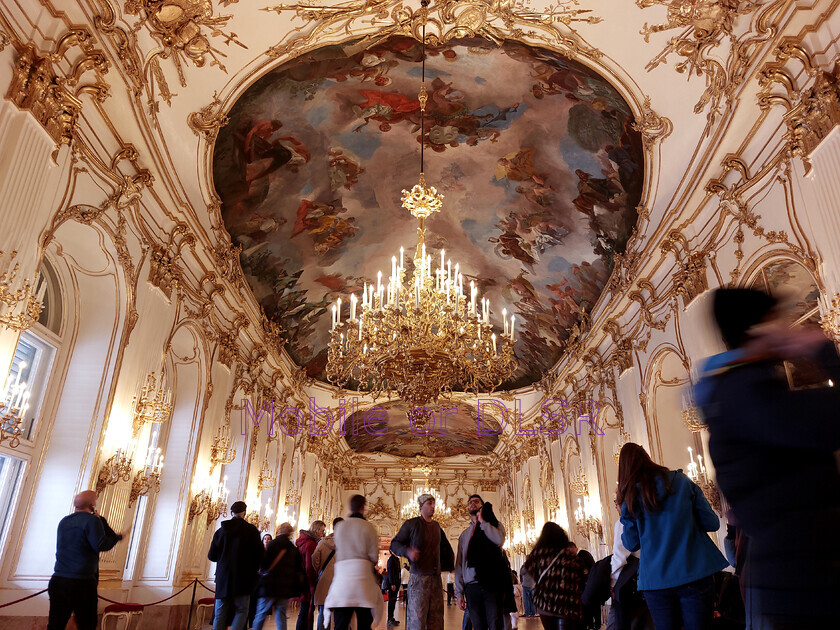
{"left": 47, "top": 286, "right": 839, "bottom": 630}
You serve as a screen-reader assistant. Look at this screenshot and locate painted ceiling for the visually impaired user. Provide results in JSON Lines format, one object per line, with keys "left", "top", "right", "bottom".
{"left": 343, "top": 401, "right": 501, "bottom": 458}
{"left": 214, "top": 35, "right": 644, "bottom": 391}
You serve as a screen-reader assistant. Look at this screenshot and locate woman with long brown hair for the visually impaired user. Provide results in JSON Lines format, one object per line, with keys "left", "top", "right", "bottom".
{"left": 521, "top": 522, "right": 585, "bottom": 630}
{"left": 616, "top": 443, "right": 727, "bottom": 630}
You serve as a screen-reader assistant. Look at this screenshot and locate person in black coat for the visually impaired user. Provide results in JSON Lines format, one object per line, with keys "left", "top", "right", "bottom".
{"left": 697, "top": 288, "right": 840, "bottom": 629}
{"left": 385, "top": 551, "right": 402, "bottom": 626}
{"left": 253, "top": 522, "right": 306, "bottom": 630}
{"left": 208, "top": 500, "right": 264, "bottom": 630}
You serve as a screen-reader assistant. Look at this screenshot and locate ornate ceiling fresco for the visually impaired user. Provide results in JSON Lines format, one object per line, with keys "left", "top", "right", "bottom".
{"left": 213, "top": 35, "right": 644, "bottom": 390}
{"left": 343, "top": 401, "right": 501, "bottom": 458}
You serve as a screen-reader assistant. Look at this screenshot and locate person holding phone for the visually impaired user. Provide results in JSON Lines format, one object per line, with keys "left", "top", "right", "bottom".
{"left": 47, "top": 490, "right": 124, "bottom": 630}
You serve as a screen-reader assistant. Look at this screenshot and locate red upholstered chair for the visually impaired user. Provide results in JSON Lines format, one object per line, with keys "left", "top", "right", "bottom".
{"left": 101, "top": 602, "right": 144, "bottom": 630}
{"left": 193, "top": 597, "right": 215, "bottom": 629}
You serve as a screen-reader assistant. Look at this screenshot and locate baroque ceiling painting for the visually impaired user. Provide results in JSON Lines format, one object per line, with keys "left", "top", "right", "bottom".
{"left": 342, "top": 402, "right": 501, "bottom": 458}
{"left": 214, "top": 35, "right": 644, "bottom": 389}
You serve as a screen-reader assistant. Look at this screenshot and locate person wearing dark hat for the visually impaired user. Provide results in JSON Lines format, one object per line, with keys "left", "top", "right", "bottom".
{"left": 454, "top": 495, "right": 507, "bottom": 630}
{"left": 696, "top": 287, "right": 840, "bottom": 629}
{"left": 390, "top": 493, "right": 455, "bottom": 630}
{"left": 208, "top": 500, "right": 265, "bottom": 630}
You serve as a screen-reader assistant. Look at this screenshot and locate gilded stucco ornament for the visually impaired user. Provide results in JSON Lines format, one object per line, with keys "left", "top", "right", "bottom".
{"left": 263, "top": 0, "right": 602, "bottom": 61}
{"left": 632, "top": 96, "right": 674, "bottom": 151}
{"left": 123, "top": 0, "right": 247, "bottom": 100}
{"left": 7, "top": 45, "right": 82, "bottom": 147}
{"left": 661, "top": 231, "right": 708, "bottom": 307}
{"left": 638, "top": 0, "right": 784, "bottom": 135}
{"left": 760, "top": 53, "right": 840, "bottom": 172}
{"left": 148, "top": 223, "right": 195, "bottom": 299}
{"left": 187, "top": 92, "right": 229, "bottom": 142}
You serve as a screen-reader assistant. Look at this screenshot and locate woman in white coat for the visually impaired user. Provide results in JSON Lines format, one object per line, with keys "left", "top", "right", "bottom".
{"left": 324, "top": 495, "right": 384, "bottom": 630}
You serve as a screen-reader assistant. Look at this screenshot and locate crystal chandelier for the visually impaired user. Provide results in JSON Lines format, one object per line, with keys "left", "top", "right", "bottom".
{"left": 569, "top": 465, "right": 589, "bottom": 496}
{"left": 400, "top": 485, "right": 452, "bottom": 528}
{"left": 324, "top": 3, "right": 516, "bottom": 407}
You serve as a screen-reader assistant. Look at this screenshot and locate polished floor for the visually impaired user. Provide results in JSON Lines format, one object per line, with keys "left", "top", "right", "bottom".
{"left": 272, "top": 601, "right": 548, "bottom": 630}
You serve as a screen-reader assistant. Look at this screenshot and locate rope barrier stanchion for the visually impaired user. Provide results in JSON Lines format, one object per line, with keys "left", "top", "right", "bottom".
{"left": 186, "top": 578, "right": 198, "bottom": 630}
{"left": 0, "top": 588, "right": 48, "bottom": 609}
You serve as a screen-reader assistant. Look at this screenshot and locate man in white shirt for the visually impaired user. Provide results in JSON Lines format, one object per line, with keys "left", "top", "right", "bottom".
{"left": 454, "top": 495, "right": 506, "bottom": 630}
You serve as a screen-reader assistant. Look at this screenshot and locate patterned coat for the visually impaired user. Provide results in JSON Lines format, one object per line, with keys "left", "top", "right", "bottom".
{"left": 524, "top": 546, "right": 585, "bottom": 620}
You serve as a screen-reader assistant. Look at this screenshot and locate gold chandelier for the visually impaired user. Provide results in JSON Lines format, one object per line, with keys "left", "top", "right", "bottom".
{"left": 325, "top": 6, "right": 516, "bottom": 407}
{"left": 400, "top": 485, "right": 453, "bottom": 528}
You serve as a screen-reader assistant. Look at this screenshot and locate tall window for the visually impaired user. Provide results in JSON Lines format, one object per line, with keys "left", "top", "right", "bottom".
{"left": 0, "top": 259, "right": 61, "bottom": 561}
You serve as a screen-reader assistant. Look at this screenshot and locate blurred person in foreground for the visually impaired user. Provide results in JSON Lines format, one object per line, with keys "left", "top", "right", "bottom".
{"left": 696, "top": 287, "right": 840, "bottom": 629}
{"left": 324, "top": 494, "right": 384, "bottom": 630}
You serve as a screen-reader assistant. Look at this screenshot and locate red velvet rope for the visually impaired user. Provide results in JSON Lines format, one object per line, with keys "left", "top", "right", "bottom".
{"left": 0, "top": 588, "right": 48, "bottom": 609}
{"left": 96, "top": 579, "right": 197, "bottom": 606}
{"left": 195, "top": 579, "right": 216, "bottom": 594}
{"left": 1, "top": 577, "right": 216, "bottom": 609}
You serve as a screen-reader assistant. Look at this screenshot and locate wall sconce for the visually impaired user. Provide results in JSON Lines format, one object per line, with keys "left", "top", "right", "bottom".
{"left": 682, "top": 390, "right": 707, "bottom": 433}
{"left": 189, "top": 475, "right": 229, "bottom": 528}
{"left": 574, "top": 497, "right": 603, "bottom": 539}
{"left": 308, "top": 498, "right": 321, "bottom": 522}
{"left": 0, "top": 251, "right": 46, "bottom": 331}
{"left": 128, "top": 442, "right": 164, "bottom": 507}
{"left": 96, "top": 441, "right": 136, "bottom": 494}
{"left": 247, "top": 506, "right": 273, "bottom": 532}
{"left": 569, "top": 466, "right": 589, "bottom": 496}
{"left": 131, "top": 372, "right": 173, "bottom": 436}
{"left": 210, "top": 424, "right": 236, "bottom": 472}
{"left": 613, "top": 430, "right": 630, "bottom": 465}
{"left": 686, "top": 447, "right": 721, "bottom": 513}
{"left": 508, "top": 528, "right": 526, "bottom": 555}
{"left": 1, "top": 364, "right": 30, "bottom": 449}
{"left": 257, "top": 456, "right": 275, "bottom": 494}
{"left": 285, "top": 478, "right": 301, "bottom": 505}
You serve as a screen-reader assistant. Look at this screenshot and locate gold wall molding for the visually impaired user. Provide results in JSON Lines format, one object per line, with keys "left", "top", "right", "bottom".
{"left": 262, "top": 0, "right": 602, "bottom": 61}
{"left": 638, "top": 0, "right": 786, "bottom": 134}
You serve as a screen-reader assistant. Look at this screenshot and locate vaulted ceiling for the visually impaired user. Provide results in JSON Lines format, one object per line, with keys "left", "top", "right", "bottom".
{"left": 213, "top": 35, "right": 644, "bottom": 390}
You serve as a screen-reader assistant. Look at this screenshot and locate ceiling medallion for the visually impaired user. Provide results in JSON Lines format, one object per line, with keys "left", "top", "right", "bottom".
{"left": 324, "top": 3, "right": 516, "bottom": 407}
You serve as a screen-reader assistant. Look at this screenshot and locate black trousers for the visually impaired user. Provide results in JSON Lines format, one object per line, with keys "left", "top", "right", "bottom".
{"left": 465, "top": 582, "right": 503, "bottom": 630}
{"left": 47, "top": 576, "right": 98, "bottom": 630}
{"left": 332, "top": 607, "right": 373, "bottom": 630}
{"left": 388, "top": 587, "right": 399, "bottom": 620}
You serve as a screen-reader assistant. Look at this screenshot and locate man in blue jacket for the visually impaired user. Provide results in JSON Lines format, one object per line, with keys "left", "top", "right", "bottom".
{"left": 47, "top": 490, "right": 124, "bottom": 630}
